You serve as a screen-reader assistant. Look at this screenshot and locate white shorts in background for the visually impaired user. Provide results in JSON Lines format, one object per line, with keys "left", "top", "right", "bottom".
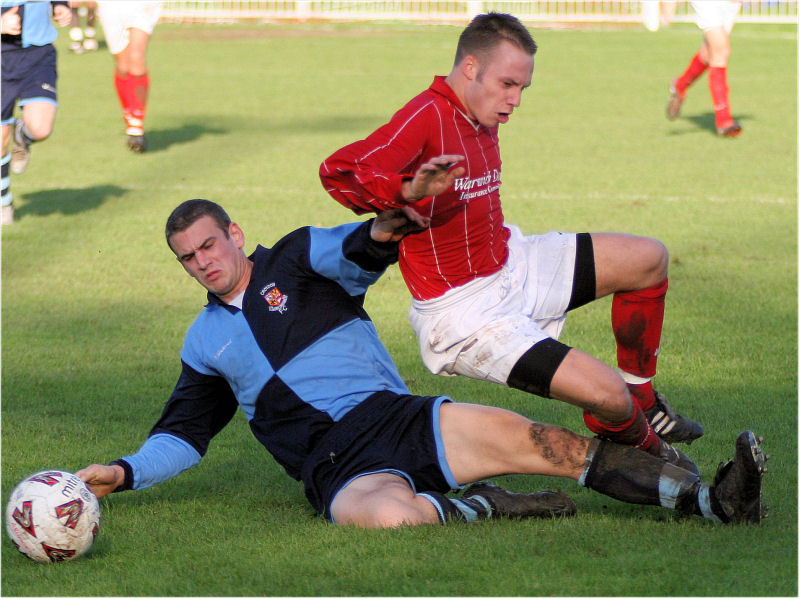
{"left": 691, "top": 1, "right": 741, "bottom": 32}
{"left": 97, "top": 1, "right": 162, "bottom": 55}
{"left": 409, "top": 226, "right": 577, "bottom": 385}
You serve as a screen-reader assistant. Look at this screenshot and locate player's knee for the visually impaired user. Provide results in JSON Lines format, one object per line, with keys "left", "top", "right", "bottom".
{"left": 586, "top": 375, "right": 633, "bottom": 423}
{"left": 707, "top": 41, "right": 731, "bottom": 65}
{"left": 127, "top": 50, "right": 148, "bottom": 74}
{"left": 714, "top": 47, "right": 731, "bottom": 64}
{"left": 372, "top": 502, "right": 430, "bottom": 528}
{"left": 24, "top": 120, "right": 53, "bottom": 141}
{"left": 638, "top": 237, "right": 669, "bottom": 285}
{"left": 341, "top": 499, "right": 432, "bottom": 528}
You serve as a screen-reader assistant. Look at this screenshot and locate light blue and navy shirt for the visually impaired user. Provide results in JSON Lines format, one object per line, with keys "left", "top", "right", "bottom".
{"left": 1, "top": 2, "right": 67, "bottom": 49}
{"left": 113, "top": 220, "right": 410, "bottom": 490}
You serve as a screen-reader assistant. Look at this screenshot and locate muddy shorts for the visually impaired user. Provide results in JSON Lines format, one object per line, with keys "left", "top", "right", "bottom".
{"left": 409, "top": 225, "right": 582, "bottom": 385}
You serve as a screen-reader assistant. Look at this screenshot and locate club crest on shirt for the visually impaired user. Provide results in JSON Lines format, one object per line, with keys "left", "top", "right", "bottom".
{"left": 260, "top": 282, "right": 288, "bottom": 313}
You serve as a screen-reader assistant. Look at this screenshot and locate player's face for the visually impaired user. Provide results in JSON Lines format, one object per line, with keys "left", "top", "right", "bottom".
{"left": 462, "top": 41, "right": 534, "bottom": 127}
{"left": 169, "top": 215, "right": 250, "bottom": 302}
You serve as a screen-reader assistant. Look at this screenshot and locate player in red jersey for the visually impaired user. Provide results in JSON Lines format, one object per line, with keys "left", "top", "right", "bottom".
{"left": 666, "top": 1, "right": 742, "bottom": 137}
{"left": 320, "top": 12, "right": 704, "bottom": 473}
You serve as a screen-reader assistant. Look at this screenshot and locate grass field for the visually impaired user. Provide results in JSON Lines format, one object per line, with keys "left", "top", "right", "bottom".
{"left": 1, "top": 19, "right": 797, "bottom": 597}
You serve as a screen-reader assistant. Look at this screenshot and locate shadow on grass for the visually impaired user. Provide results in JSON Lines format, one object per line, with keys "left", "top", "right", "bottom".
{"left": 668, "top": 111, "right": 752, "bottom": 136}
{"left": 18, "top": 184, "right": 128, "bottom": 220}
{"left": 143, "top": 115, "right": 383, "bottom": 152}
{"left": 271, "top": 114, "right": 389, "bottom": 134}
{"left": 145, "top": 122, "right": 228, "bottom": 152}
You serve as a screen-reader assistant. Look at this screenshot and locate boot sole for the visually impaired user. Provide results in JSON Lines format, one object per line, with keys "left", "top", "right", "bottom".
{"left": 736, "top": 431, "right": 768, "bottom": 523}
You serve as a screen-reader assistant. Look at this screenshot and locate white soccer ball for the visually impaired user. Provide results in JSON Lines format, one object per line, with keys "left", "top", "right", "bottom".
{"left": 5, "top": 470, "right": 101, "bottom": 563}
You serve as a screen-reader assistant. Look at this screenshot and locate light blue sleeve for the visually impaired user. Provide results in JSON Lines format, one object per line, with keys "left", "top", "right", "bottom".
{"left": 121, "top": 433, "right": 202, "bottom": 491}
{"left": 308, "top": 222, "right": 384, "bottom": 296}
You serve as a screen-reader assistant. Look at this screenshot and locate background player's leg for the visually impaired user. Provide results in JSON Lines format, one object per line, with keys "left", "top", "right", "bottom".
{"left": 2, "top": 123, "right": 12, "bottom": 224}
{"left": 112, "top": 27, "right": 152, "bottom": 152}
{"left": 667, "top": 44, "right": 708, "bottom": 119}
{"left": 703, "top": 26, "right": 740, "bottom": 136}
{"left": 11, "top": 101, "right": 57, "bottom": 176}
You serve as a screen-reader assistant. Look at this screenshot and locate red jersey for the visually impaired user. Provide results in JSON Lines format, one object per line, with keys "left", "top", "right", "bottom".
{"left": 320, "top": 76, "right": 510, "bottom": 300}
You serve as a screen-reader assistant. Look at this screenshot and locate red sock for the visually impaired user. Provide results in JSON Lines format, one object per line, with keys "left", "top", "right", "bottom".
{"left": 628, "top": 380, "right": 656, "bottom": 411}
{"left": 113, "top": 72, "right": 149, "bottom": 135}
{"left": 612, "top": 278, "right": 668, "bottom": 410}
{"left": 113, "top": 72, "right": 132, "bottom": 123}
{"left": 127, "top": 73, "right": 149, "bottom": 122}
{"left": 675, "top": 52, "right": 708, "bottom": 95}
{"left": 709, "top": 67, "right": 733, "bottom": 128}
{"left": 583, "top": 406, "right": 661, "bottom": 454}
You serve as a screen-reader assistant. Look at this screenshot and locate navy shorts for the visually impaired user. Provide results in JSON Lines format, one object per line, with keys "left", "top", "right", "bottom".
{"left": 1, "top": 44, "right": 58, "bottom": 125}
{"left": 300, "top": 390, "right": 457, "bottom": 521}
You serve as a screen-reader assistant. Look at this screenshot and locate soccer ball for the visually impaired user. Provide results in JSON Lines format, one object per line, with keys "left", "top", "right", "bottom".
{"left": 5, "top": 470, "right": 101, "bottom": 563}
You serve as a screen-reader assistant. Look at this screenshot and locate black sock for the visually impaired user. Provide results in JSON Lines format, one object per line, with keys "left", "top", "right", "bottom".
{"left": 1, "top": 152, "right": 10, "bottom": 206}
{"left": 580, "top": 438, "right": 723, "bottom": 521}
{"left": 16, "top": 122, "right": 35, "bottom": 147}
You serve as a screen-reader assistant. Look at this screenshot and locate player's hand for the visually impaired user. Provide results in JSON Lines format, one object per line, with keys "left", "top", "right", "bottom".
{"left": 370, "top": 208, "right": 430, "bottom": 243}
{"left": 402, "top": 154, "right": 465, "bottom": 202}
{"left": 1, "top": 6, "right": 21, "bottom": 35}
{"left": 53, "top": 4, "right": 72, "bottom": 27}
{"left": 76, "top": 464, "right": 125, "bottom": 498}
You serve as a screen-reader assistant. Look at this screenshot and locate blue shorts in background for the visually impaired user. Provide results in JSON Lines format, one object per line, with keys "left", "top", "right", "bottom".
{"left": 1, "top": 43, "right": 58, "bottom": 124}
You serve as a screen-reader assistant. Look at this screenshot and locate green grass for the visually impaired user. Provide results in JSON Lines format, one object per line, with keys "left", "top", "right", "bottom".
{"left": 2, "top": 21, "right": 797, "bottom": 596}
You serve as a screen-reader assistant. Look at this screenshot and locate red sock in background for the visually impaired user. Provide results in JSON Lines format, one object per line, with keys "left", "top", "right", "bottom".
{"left": 113, "top": 72, "right": 149, "bottom": 135}
{"left": 675, "top": 52, "right": 708, "bottom": 95}
{"left": 113, "top": 72, "right": 132, "bottom": 126}
{"left": 612, "top": 278, "right": 668, "bottom": 412}
{"left": 708, "top": 66, "right": 733, "bottom": 128}
{"left": 128, "top": 73, "right": 149, "bottom": 126}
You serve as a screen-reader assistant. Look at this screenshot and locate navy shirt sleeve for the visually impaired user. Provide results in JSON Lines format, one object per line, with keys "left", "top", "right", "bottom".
{"left": 341, "top": 218, "right": 399, "bottom": 273}
{"left": 149, "top": 360, "right": 240, "bottom": 456}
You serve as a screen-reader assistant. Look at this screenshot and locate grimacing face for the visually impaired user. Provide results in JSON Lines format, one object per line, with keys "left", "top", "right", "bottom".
{"left": 461, "top": 40, "right": 534, "bottom": 127}
{"left": 168, "top": 215, "right": 250, "bottom": 302}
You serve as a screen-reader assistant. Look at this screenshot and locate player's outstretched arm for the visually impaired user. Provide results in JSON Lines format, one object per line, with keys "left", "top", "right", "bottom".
{"left": 76, "top": 464, "right": 125, "bottom": 498}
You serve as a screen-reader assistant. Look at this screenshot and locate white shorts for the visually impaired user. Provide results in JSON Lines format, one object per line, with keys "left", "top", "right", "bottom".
{"left": 409, "top": 226, "right": 577, "bottom": 385}
{"left": 97, "top": 1, "right": 161, "bottom": 55}
{"left": 691, "top": 1, "right": 741, "bottom": 32}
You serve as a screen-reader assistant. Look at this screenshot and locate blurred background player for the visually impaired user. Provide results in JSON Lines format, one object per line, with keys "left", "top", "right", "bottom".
{"left": 96, "top": 0, "right": 160, "bottom": 152}
{"left": 68, "top": 1, "right": 97, "bottom": 54}
{"left": 666, "top": 0, "right": 742, "bottom": 137}
{"left": 1, "top": 0, "right": 71, "bottom": 225}
{"left": 660, "top": 1, "right": 678, "bottom": 28}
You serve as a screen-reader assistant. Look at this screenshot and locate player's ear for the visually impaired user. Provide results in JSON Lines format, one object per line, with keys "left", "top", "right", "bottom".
{"left": 229, "top": 222, "right": 245, "bottom": 249}
{"left": 461, "top": 54, "right": 479, "bottom": 81}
